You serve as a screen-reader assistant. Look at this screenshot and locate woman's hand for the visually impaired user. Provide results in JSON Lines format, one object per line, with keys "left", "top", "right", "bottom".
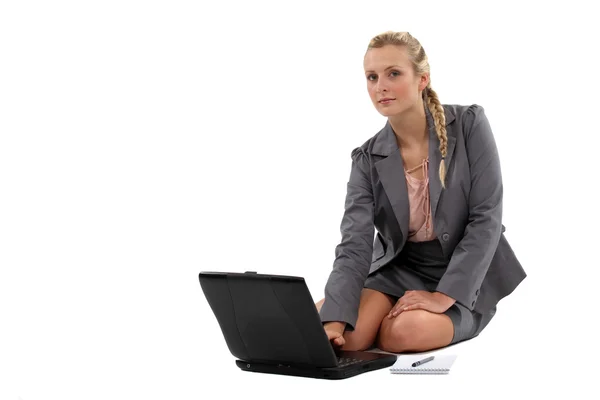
{"left": 387, "top": 290, "right": 456, "bottom": 318}
{"left": 323, "top": 321, "right": 346, "bottom": 347}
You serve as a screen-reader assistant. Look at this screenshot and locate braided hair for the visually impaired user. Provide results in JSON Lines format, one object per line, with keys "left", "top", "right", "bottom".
{"left": 365, "top": 31, "right": 448, "bottom": 188}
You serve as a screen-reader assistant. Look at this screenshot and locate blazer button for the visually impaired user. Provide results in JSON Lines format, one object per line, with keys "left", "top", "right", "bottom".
{"left": 475, "top": 289, "right": 480, "bottom": 296}
{"left": 442, "top": 233, "right": 450, "bottom": 241}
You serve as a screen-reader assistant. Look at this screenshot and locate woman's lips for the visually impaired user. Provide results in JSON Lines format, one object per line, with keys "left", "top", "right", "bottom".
{"left": 379, "top": 99, "right": 395, "bottom": 104}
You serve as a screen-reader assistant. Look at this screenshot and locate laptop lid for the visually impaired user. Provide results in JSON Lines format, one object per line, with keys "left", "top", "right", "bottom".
{"left": 199, "top": 271, "right": 339, "bottom": 368}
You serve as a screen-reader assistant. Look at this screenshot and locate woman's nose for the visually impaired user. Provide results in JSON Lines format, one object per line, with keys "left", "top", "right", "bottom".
{"left": 375, "top": 82, "right": 388, "bottom": 93}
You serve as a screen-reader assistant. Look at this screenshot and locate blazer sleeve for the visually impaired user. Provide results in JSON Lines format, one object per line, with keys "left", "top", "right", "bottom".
{"left": 436, "top": 104, "right": 503, "bottom": 310}
{"left": 319, "top": 147, "right": 375, "bottom": 331}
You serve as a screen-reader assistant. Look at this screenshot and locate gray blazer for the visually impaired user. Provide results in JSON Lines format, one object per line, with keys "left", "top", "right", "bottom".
{"left": 319, "top": 103, "right": 527, "bottom": 330}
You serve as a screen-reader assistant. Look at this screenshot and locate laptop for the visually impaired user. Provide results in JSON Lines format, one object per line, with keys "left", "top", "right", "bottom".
{"left": 198, "top": 270, "right": 397, "bottom": 379}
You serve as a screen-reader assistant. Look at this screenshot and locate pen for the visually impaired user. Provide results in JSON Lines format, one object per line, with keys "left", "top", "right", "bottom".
{"left": 412, "top": 355, "right": 434, "bottom": 367}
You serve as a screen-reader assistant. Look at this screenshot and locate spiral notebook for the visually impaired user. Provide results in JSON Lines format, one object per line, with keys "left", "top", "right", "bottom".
{"left": 389, "top": 354, "right": 457, "bottom": 374}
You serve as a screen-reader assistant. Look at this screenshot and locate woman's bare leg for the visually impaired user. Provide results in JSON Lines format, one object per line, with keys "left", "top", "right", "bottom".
{"left": 376, "top": 309, "right": 454, "bottom": 353}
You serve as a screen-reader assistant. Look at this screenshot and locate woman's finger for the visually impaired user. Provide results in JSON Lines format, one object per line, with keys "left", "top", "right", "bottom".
{"left": 391, "top": 300, "right": 412, "bottom": 317}
{"left": 402, "top": 302, "right": 425, "bottom": 312}
{"left": 388, "top": 304, "right": 402, "bottom": 318}
{"left": 387, "top": 308, "right": 395, "bottom": 318}
{"left": 391, "top": 306, "right": 405, "bottom": 317}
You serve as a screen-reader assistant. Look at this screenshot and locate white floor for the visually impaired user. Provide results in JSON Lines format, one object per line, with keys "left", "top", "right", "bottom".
{"left": 6, "top": 266, "right": 598, "bottom": 400}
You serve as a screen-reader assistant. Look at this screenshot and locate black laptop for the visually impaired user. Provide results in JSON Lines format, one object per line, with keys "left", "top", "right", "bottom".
{"left": 198, "top": 271, "right": 397, "bottom": 379}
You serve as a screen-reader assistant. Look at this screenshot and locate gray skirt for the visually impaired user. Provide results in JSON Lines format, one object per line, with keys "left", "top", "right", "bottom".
{"left": 364, "top": 239, "right": 496, "bottom": 345}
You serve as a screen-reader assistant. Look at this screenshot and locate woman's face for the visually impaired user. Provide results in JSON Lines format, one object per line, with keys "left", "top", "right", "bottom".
{"left": 363, "top": 45, "right": 428, "bottom": 116}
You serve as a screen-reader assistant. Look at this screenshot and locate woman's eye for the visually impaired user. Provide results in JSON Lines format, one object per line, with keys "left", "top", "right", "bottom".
{"left": 367, "top": 71, "right": 400, "bottom": 81}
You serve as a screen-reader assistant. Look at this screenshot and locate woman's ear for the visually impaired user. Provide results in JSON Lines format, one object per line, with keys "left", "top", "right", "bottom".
{"left": 419, "top": 73, "right": 430, "bottom": 91}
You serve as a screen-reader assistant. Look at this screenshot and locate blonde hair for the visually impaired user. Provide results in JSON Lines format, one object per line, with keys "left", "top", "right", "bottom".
{"left": 365, "top": 31, "right": 448, "bottom": 188}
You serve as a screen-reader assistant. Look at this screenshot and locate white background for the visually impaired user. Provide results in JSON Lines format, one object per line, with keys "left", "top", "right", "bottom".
{"left": 1, "top": 1, "right": 599, "bottom": 399}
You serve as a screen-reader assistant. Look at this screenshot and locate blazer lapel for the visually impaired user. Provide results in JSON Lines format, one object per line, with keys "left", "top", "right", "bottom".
{"left": 375, "top": 136, "right": 409, "bottom": 240}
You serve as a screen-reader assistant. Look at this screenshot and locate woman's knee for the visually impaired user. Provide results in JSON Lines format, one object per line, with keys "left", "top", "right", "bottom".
{"left": 377, "top": 310, "right": 424, "bottom": 347}
{"left": 376, "top": 310, "right": 445, "bottom": 352}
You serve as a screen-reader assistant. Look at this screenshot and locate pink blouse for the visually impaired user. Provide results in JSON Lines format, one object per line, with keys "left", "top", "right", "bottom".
{"left": 405, "top": 158, "right": 436, "bottom": 242}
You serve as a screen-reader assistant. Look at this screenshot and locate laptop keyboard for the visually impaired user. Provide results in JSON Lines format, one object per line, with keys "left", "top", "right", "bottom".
{"left": 337, "top": 356, "right": 363, "bottom": 368}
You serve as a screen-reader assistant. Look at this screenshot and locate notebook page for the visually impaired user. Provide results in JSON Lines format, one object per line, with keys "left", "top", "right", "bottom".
{"left": 389, "top": 354, "right": 457, "bottom": 374}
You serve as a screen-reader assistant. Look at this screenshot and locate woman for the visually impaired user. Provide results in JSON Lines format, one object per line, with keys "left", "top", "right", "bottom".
{"left": 316, "top": 31, "right": 526, "bottom": 353}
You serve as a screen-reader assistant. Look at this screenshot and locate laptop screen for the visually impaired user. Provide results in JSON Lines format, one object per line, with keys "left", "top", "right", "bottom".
{"left": 199, "top": 271, "right": 338, "bottom": 367}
